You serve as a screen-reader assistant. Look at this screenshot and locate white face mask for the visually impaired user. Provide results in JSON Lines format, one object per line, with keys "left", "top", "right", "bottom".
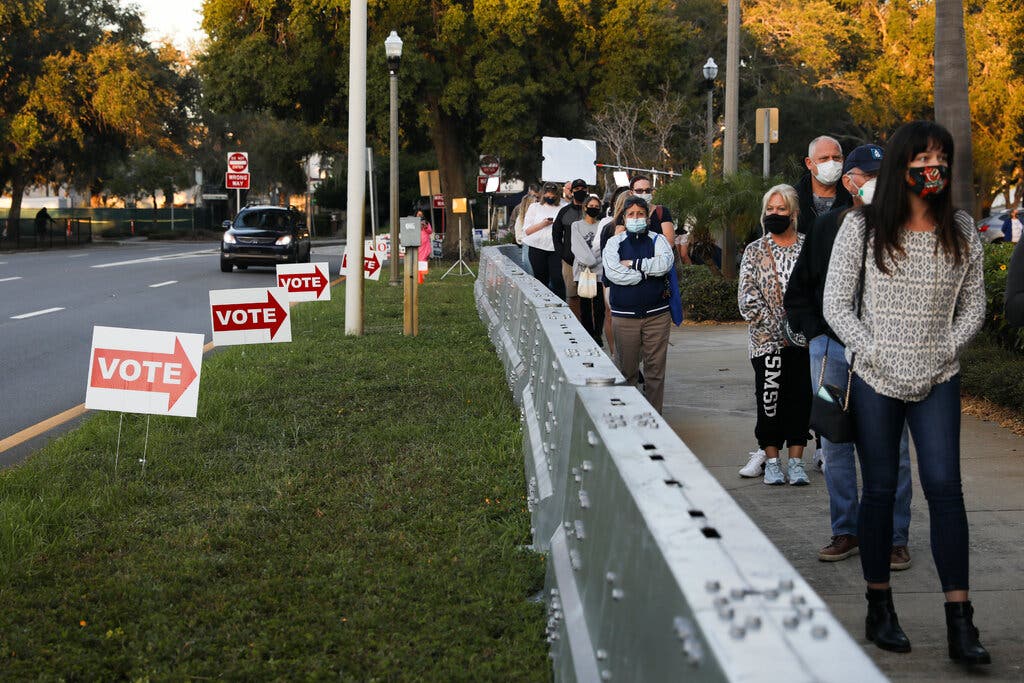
{"left": 813, "top": 160, "right": 843, "bottom": 186}
{"left": 633, "top": 192, "right": 653, "bottom": 204}
{"left": 857, "top": 178, "right": 877, "bottom": 205}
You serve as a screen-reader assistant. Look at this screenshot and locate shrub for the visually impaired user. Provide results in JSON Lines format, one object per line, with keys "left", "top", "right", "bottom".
{"left": 981, "top": 242, "right": 1024, "bottom": 351}
{"left": 679, "top": 264, "right": 741, "bottom": 321}
{"left": 961, "top": 332, "right": 1024, "bottom": 411}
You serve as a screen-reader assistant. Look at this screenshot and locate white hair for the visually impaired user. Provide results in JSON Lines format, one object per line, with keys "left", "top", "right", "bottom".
{"left": 760, "top": 184, "right": 800, "bottom": 231}
{"left": 807, "top": 135, "right": 843, "bottom": 159}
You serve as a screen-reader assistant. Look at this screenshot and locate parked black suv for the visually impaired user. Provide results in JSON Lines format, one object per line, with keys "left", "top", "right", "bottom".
{"left": 220, "top": 206, "right": 311, "bottom": 272}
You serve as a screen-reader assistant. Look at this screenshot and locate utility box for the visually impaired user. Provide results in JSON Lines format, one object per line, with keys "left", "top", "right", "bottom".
{"left": 400, "top": 216, "right": 421, "bottom": 247}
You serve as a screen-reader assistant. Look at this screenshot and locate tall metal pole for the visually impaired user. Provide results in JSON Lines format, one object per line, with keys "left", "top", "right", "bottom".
{"left": 388, "top": 70, "right": 400, "bottom": 284}
{"left": 723, "top": 0, "right": 740, "bottom": 176}
{"left": 762, "top": 108, "right": 771, "bottom": 178}
{"left": 345, "top": 0, "right": 367, "bottom": 336}
{"left": 706, "top": 88, "right": 714, "bottom": 158}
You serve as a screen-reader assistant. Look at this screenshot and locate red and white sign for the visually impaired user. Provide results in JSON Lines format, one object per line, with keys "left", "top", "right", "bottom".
{"left": 209, "top": 287, "right": 292, "bottom": 346}
{"left": 432, "top": 194, "right": 445, "bottom": 209}
{"left": 85, "top": 326, "right": 203, "bottom": 417}
{"left": 225, "top": 172, "right": 250, "bottom": 190}
{"left": 276, "top": 263, "right": 331, "bottom": 302}
{"left": 227, "top": 152, "right": 249, "bottom": 173}
{"left": 341, "top": 243, "right": 383, "bottom": 280}
{"left": 479, "top": 154, "right": 500, "bottom": 176}
{"left": 477, "top": 176, "right": 488, "bottom": 193}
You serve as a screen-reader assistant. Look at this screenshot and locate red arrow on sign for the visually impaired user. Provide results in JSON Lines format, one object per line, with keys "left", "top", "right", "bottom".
{"left": 90, "top": 337, "right": 198, "bottom": 410}
{"left": 278, "top": 266, "right": 329, "bottom": 297}
{"left": 364, "top": 253, "right": 381, "bottom": 277}
{"left": 211, "top": 291, "right": 287, "bottom": 339}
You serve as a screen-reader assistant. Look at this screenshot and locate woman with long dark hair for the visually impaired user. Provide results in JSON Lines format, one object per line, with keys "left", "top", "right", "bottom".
{"left": 824, "top": 121, "right": 989, "bottom": 664}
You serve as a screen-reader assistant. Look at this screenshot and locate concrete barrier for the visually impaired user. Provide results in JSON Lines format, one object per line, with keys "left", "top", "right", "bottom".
{"left": 474, "top": 246, "right": 885, "bottom": 682}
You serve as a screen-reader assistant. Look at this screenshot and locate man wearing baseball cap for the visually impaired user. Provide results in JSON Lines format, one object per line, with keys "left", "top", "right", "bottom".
{"left": 552, "top": 178, "right": 591, "bottom": 318}
{"left": 783, "top": 143, "right": 914, "bottom": 572}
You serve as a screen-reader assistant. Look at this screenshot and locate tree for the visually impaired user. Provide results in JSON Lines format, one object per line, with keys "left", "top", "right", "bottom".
{"left": 934, "top": 0, "right": 975, "bottom": 213}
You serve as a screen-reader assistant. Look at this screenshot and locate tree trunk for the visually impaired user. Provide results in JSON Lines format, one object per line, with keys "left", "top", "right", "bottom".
{"left": 427, "top": 101, "right": 470, "bottom": 259}
{"left": 8, "top": 175, "right": 27, "bottom": 238}
{"left": 934, "top": 0, "right": 976, "bottom": 215}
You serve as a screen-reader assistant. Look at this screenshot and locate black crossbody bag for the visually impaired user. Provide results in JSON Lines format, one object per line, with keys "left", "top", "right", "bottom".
{"left": 809, "top": 229, "right": 869, "bottom": 443}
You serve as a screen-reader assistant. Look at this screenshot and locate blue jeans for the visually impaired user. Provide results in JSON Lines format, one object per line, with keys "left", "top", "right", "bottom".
{"left": 521, "top": 244, "right": 533, "bottom": 275}
{"left": 809, "top": 336, "right": 911, "bottom": 543}
{"left": 850, "top": 373, "right": 969, "bottom": 591}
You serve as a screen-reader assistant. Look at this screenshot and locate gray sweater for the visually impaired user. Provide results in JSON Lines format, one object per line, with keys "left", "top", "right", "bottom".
{"left": 823, "top": 210, "right": 984, "bottom": 401}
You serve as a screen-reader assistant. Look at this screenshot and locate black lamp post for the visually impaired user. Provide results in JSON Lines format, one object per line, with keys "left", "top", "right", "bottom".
{"left": 702, "top": 57, "right": 718, "bottom": 159}
{"left": 385, "top": 30, "right": 403, "bottom": 285}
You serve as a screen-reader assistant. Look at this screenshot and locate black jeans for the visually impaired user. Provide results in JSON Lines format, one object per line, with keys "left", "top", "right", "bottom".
{"left": 579, "top": 283, "right": 606, "bottom": 344}
{"left": 851, "top": 373, "right": 968, "bottom": 591}
{"left": 751, "top": 346, "right": 811, "bottom": 450}
{"left": 528, "top": 247, "right": 566, "bottom": 300}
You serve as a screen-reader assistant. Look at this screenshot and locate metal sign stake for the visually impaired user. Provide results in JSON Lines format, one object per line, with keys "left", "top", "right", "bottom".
{"left": 114, "top": 412, "right": 125, "bottom": 476}
{"left": 139, "top": 414, "right": 151, "bottom": 475}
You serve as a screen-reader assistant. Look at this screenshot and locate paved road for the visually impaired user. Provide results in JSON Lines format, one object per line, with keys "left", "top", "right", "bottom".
{"left": 0, "top": 240, "right": 344, "bottom": 467}
{"left": 663, "top": 323, "right": 1024, "bottom": 681}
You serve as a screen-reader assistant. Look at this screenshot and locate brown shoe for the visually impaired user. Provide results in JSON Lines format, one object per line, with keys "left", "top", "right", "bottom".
{"left": 819, "top": 534, "right": 859, "bottom": 562}
{"left": 890, "top": 545, "right": 912, "bottom": 571}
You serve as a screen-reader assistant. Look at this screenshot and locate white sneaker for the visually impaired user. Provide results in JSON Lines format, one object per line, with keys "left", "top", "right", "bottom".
{"left": 788, "top": 458, "right": 810, "bottom": 486}
{"left": 739, "top": 449, "right": 767, "bottom": 478}
{"left": 763, "top": 458, "right": 786, "bottom": 485}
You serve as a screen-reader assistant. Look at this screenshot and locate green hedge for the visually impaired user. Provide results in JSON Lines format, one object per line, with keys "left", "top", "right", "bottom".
{"left": 679, "top": 264, "right": 741, "bottom": 322}
{"left": 980, "top": 242, "right": 1024, "bottom": 351}
{"left": 961, "top": 333, "right": 1024, "bottom": 411}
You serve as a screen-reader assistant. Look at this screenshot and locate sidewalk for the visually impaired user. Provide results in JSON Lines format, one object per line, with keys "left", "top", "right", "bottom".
{"left": 662, "top": 323, "right": 1024, "bottom": 681}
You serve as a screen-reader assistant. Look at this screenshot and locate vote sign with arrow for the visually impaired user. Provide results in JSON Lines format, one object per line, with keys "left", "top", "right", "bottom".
{"left": 86, "top": 326, "right": 204, "bottom": 417}
{"left": 276, "top": 263, "right": 331, "bottom": 302}
{"left": 209, "top": 287, "right": 292, "bottom": 346}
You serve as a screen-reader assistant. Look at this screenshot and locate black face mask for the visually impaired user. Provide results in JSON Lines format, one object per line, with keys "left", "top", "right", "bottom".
{"left": 543, "top": 196, "right": 557, "bottom": 205}
{"left": 763, "top": 213, "right": 791, "bottom": 235}
{"left": 572, "top": 189, "right": 588, "bottom": 203}
{"left": 906, "top": 165, "right": 949, "bottom": 198}
{"left": 585, "top": 206, "right": 602, "bottom": 218}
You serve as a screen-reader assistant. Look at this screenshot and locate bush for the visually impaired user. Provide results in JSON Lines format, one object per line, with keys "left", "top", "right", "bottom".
{"left": 961, "top": 332, "right": 1024, "bottom": 411}
{"left": 679, "top": 264, "right": 741, "bottom": 321}
{"left": 981, "top": 242, "right": 1024, "bottom": 351}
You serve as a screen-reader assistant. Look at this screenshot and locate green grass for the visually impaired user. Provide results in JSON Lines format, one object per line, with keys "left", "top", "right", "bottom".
{"left": 0, "top": 273, "right": 548, "bottom": 680}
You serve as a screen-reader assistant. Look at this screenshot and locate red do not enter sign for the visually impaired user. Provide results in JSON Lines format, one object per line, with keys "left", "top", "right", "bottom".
{"left": 227, "top": 152, "right": 249, "bottom": 173}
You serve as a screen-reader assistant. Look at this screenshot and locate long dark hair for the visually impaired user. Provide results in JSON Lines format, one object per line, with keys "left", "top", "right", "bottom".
{"left": 862, "top": 120, "right": 964, "bottom": 273}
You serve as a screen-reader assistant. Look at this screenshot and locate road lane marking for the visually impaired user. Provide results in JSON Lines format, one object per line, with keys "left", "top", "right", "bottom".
{"left": 11, "top": 307, "right": 64, "bottom": 319}
{"left": 0, "top": 276, "right": 23, "bottom": 283}
{"left": 0, "top": 278, "right": 347, "bottom": 456}
{"left": 91, "top": 249, "right": 217, "bottom": 268}
{"left": 68, "top": 254, "right": 90, "bottom": 258}
{"left": 149, "top": 280, "right": 178, "bottom": 288}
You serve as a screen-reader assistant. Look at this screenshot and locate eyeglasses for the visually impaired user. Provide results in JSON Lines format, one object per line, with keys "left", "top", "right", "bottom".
{"left": 632, "top": 186, "right": 652, "bottom": 193}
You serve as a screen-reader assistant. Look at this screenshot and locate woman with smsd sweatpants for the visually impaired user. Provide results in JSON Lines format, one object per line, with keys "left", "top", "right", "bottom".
{"left": 824, "top": 121, "right": 989, "bottom": 664}
{"left": 737, "top": 184, "right": 811, "bottom": 486}
{"left": 602, "top": 196, "right": 674, "bottom": 413}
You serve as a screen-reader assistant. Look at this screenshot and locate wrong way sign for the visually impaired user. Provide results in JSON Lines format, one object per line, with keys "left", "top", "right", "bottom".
{"left": 85, "top": 326, "right": 204, "bottom": 417}
{"left": 209, "top": 287, "right": 292, "bottom": 346}
{"left": 276, "top": 262, "right": 331, "bottom": 302}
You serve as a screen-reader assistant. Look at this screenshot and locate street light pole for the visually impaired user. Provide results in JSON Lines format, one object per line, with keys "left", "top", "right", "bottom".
{"left": 723, "top": 0, "right": 740, "bottom": 176}
{"left": 702, "top": 58, "right": 718, "bottom": 161}
{"left": 385, "top": 31, "right": 403, "bottom": 286}
{"left": 345, "top": 0, "right": 368, "bottom": 336}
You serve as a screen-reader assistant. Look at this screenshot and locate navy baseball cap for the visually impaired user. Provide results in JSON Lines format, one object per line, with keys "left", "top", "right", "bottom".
{"left": 843, "top": 144, "right": 884, "bottom": 174}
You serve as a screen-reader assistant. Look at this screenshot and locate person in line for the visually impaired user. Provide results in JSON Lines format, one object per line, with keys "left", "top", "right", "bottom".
{"left": 552, "top": 179, "right": 590, "bottom": 315}
{"left": 737, "top": 184, "right": 812, "bottom": 486}
{"left": 1006, "top": 238, "right": 1024, "bottom": 326}
{"left": 417, "top": 213, "right": 433, "bottom": 284}
{"left": 629, "top": 175, "right": 675, "bottom": 245}
{"left": 595, "top": 190, "right": 631, "bottom": 357}
{"left": 784, "top": 144, "right": 914, "bottom": 569}
{"left": 513, "top": 185, "right": 539, "bottom": 274}
{"left": 796, "top": 136, "right": 853, "bottom": 234}
{"left": 570, "top": 195, "right": 607, "bottom": 346}
{"left": 1000, "top": 208, "right": 1022, "bottom": 243}
{"left": 602, "top": 196, "right": 674, "bottom": 413}
{"left": 521, "top": 182, "right": 566, "bottom": 296}
{"left": 824, "top": 121, "right": 989, "bottom": 663}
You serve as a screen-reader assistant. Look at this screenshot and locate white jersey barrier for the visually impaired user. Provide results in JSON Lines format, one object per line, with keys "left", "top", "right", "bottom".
{"left": 475, "top": 246, "right": 885, "bottom": 683}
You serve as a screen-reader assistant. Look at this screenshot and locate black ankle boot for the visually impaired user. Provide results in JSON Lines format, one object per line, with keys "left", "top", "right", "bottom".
{"left": 865, "top": 588, "right": 911, "bottom": 652}
{"left": 945, "top": 601, "right": 991, "bottom": 665}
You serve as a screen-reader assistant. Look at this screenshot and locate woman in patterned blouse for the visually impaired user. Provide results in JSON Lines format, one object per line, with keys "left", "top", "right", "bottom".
{"left": 823, "top": 121, "right": 989, "bottom": 664}
{"left": 737, "top": 184, "right": 812, "bottom": 487}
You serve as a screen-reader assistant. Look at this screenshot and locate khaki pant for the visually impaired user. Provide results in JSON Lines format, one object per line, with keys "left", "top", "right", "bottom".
{"left": 612, "top": 311, "right": 671, "bottom": 413}
{"left": 562, "top": 261, "right": 578, "bottom": 298}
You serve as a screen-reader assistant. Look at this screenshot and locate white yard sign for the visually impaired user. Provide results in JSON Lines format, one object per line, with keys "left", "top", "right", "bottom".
{"left": 85, "top": 326, "right": 204, "bottom": 418}
{"left": 276, "top": 262, "right": 332, "bottom": 302}
{"left": 209, "top": 287, "right": 292, "bottom": 346}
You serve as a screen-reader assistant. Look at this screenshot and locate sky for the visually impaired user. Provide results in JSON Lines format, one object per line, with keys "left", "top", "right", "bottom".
{"left": 134, "top": 0, "right": 206, "bottom": 49}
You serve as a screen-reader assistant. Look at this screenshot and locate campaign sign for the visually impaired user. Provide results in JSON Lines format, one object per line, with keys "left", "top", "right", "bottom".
{"left": 86, "top": 326, "right": 204, "bottom": 418}
{"left": 341, "top": 243, "right": 383, "bottom": 280}
{"left": 276, "top": 263, "right": 331, "bottom": 302}
{"left": 209, "top": 287, "right": 292, "bottom": 346}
